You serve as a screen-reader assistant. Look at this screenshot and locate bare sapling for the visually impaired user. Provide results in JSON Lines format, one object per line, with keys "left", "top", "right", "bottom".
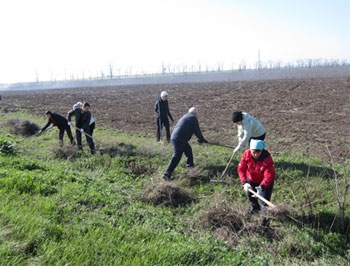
{"left": 326, "top": 145, "right": 349, "bottom": 235}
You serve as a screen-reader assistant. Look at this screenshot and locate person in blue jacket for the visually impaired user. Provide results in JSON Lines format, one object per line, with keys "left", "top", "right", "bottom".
{"left": 163, "top": 107, "right": 208, "bottom": 181}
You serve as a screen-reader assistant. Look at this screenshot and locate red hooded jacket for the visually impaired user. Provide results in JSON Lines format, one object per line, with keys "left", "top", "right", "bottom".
{"left": 237, "top": 149, "right": 275, "bottom": 189}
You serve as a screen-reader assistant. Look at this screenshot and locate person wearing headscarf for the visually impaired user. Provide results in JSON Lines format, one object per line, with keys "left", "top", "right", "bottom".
{"left": 237, "top": 139, "right": 275, "bottom": 213}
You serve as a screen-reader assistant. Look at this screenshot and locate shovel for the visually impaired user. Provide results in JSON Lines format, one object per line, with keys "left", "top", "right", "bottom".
{"left": 74, "top": 126, "right": 94, "bottom": 139}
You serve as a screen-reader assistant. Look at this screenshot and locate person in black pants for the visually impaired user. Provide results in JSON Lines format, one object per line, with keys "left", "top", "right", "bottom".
{"left": 68, "top": 102, "right": 95, "bottom": 154}
{"left": 163, "top": 107, "right": 208, "bottom": 181}
{"left": 39, "top": 111, "right": 74, "bottom": 146}
{"left": 155, "top": 91, "right": 174, "bottom": 143}
{"left": 237, "top": 139, "right": 276, "bottom": 214}
{"left": 72, "top": 101, "right": 96, "bottom": 138}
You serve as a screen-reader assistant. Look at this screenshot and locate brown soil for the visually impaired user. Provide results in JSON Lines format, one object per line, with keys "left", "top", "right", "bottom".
{"left": 1, "top": 75, "right": 350, "bottom": 163}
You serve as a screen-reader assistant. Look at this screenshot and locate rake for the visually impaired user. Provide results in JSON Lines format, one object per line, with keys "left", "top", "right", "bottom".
{"left": 248, "top": 187, "right": 276, "bottom": 208}
{"left": 210, "top": 150, "right": 237, "bottom": 183}
{"left": 9, "top": 126, "right": 53, "bottom": 147}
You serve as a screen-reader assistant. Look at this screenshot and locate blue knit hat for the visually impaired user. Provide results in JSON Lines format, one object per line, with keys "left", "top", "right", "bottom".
{"left": 250, "top": 139, "right": 266, "bottom": 150}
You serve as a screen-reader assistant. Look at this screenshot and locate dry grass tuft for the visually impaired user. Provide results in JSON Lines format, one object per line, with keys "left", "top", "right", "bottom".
{"left": 196, "top": 194, "right": 288, "bottom": 246}
{"left": 140, "top": 181, "right": 194, "bottom": 207}
{"left": 52, "top": 145, "right": 82, "bottom": 160}
{"left": 178, "top": 167, "right": 210, "bottom": 183}
{"left": 203, "top": 207, "right": 244, "bottom": 232}
{"left": 197, "top": 193, "right": 244, "bottom": 245}
{"left": 7, "top": 119, "right": 40, "bottom": 136}
{"left": 99, "top": 142, "right": 135, "bottom": 157}
{"left": 261, "top": 205, "right": 295, "bottom": 223}
{"left": 199, "top": 205, "right": 246, "bottom": 246}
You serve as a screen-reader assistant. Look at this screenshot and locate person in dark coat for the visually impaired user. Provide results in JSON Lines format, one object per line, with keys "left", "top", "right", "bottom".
{"left": 72, "top": 101, "right": 96, "bottom": 137}
{"left": 68, "top": 102, "right": 95, "bottom": 154}
{"left": 155, "top": 91, "right": 174, "bottom": 143}
{"left": 163, "top": 107, "right": 208, "bottom": 181}
{"left": 39, "top": 111, "right": 74, "bottom": 146}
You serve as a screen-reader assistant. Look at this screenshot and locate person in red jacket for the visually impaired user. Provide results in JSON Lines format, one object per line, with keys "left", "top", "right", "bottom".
{"left": 237, "top": 139, "right": 275, "bottom": 213}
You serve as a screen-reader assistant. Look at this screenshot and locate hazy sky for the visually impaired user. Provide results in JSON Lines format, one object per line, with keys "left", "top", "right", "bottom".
{"left": 0, "top": 0, "right": 349, "bottom": 84}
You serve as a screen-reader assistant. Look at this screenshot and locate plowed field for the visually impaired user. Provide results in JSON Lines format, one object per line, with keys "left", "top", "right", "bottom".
{"left": 1, "top": 73, "right": 349, "bottom": 163}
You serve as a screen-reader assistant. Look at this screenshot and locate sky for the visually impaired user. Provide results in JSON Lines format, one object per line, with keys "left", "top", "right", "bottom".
{"left": 0, "top": 0, "right": 349, "bottom": 84}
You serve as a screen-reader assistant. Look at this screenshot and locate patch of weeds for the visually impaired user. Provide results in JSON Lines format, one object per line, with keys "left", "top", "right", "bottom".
{"left": 0, "top": 140, "right": 15, "bottom": 155}
{"left": 1, "top": 172, "right": 57, "bottom": 196}
{"left": 20, "top": 162, "right": 44, "bottom": 171}
{"left": 126, "top": 157, "right": 157, "bottom": 177}
{"left": 42, "top": 223, "right": 64, "bottom": 242}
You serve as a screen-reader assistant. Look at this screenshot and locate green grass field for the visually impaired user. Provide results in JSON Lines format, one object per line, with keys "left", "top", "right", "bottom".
{"left": 1, "top": 113, "right": 349, "bottom": 265}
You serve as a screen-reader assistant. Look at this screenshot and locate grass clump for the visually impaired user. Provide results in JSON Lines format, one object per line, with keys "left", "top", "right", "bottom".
{"left": 140, "top": 181, "right": 194, "bottom": 207}
{"left": 6, "top": 119, "right": 40, "bottom": 136}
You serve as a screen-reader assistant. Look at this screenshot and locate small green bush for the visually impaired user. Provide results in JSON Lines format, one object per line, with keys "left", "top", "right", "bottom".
{"left": 0, "top": 140, "right": 14, "bottom": 155}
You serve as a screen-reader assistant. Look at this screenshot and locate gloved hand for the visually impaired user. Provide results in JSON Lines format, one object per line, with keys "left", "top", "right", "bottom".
{"left": 243, "top": 183, "right": 252, "bottom": 192}
{"left": 68, "top": 121, "right": 73, "bottom": 126}
{"left": 80, "top": 128, "right": 84, "bottom": 133}
{"left": 197, "top": 138, "right": 208, "bottom": 144}
{"left": 203, "top": 138, "right": 208, "bottom": 143}
{"left": 234, "top": 146, "right": 240, "bottom": 154}
{"left": 256, "top": 185, "right": 264, "bottom": 194}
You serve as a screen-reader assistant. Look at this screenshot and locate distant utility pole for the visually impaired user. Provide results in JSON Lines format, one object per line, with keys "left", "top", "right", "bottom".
{"left": 258, "top": 49, "right": 261, "bottom": 70}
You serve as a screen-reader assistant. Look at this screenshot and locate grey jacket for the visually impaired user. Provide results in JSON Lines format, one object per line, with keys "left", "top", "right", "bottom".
{"left": 171, "top": 113, "right": 205, "bottom": 143}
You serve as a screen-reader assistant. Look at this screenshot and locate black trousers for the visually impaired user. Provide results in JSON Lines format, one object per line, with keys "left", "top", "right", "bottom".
{"left": 246, "top": 180, "right": 274, "bottom": 211}
{"left": 164, "top": 140, "right": 193, "bottom": 176}
{"left": 250, "top": 132, "right": 266, "bottom": 143}
{"left": 75, "top": 128, "right": 95, "bottom": 153}
{"left": 58, "top": 125, "right": 74, "bottom": 144}
{"left": 156, "top": 118, "right": 170, "bottom": 142}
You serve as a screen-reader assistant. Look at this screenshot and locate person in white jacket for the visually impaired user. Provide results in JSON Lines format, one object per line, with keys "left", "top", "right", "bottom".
{"left": 232, "top": 111, "right": 266, "bottom": 153}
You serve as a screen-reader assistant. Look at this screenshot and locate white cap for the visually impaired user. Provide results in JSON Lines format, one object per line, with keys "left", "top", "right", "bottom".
{"left": 160, "top": 91, "right": 168, "bottom": 97}
{"left": 73, "top": 102, "right": 82, "bottom": 109}
{"left": 188, "top": 107, "right": 198, "bottom": 114}
{"left": 73, "top": 102, "right": 83, "bottom": 110}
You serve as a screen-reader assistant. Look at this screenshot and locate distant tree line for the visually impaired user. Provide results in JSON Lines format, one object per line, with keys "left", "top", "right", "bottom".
{"left": 36, "top": 58, "right": 350, "bottom": 83}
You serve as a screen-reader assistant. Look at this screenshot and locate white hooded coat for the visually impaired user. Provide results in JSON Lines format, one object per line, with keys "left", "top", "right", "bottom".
{"left": 236, "top": 112, "right": 266, "bottom": 150}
